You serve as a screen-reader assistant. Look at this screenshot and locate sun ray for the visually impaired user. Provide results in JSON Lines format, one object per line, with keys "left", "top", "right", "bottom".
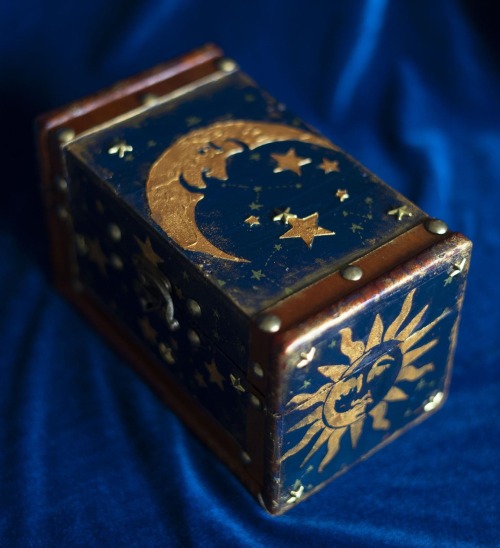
{"left": 366, "top": 314, "right": 384, "bottom": 351}
{"left": 318, "top": 365, "right": 349, "bottom": 382}
{"left": 287, "top": 407, "right": 323, "bottom": 433}
{"left": 396, "top": 363, "right": 434, "bottom": 382}
{"left": 350, "top": 418, "right": 365, "bottom": 448}
{"left": 288, "top": 386, "right": 330, "bottom": 409}
{"left": 384, "top": 386, "right": 408, "bottom": 401}
{"left": 402, "top": 339, "right": 438, "bottom": 367}
{"left": 396, "top": 304, "right": 429, "bottom": 341}
{"left": 319, "top": 428, "right": 347, "bottom": 472}
{"left": 339, "top": 328, "right": 365, "bottom": 363}
{"left": 301, "top": 428, "right": 334, "bottom": 467}
{"left": 399, "top": 310, "right": 448, "bottom": 354}
{"left": 384, "top": 289, "right": 415, "bottom": 341}
{"left": 281, "top": 421, "right": 324, "bottom": 462}
{"left": 369, "top": 401, "right": 390, "bottom": 430}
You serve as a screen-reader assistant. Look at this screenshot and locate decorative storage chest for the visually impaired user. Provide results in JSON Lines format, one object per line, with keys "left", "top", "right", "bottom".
{"left": 37, "top": 45, "right": 471, "bottom": 514}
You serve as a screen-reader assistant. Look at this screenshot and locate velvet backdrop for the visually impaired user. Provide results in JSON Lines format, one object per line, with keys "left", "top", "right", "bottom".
{"left": 1, "top": 1, "right": 499, "bottom": 546}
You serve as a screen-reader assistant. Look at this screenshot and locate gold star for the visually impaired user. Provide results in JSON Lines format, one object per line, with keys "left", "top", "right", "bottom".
{"left": 230, "top": 374, "right": 245, "bottom": 393}
{"left": 205, "top": 359, "right": 224, "bottom": 390}
{"left": 134, "top": 236, "right": 163, "bottom": 266}
{"left": 249, "top": 202, "right": 264, "bottom": 211}
{"left": 139, "top": 316, "right": 157, "bottom": 343}
{"left": 186, "top": 116, "right": 201, "bottom": 127}
{"left": 350, "top": 223, "right": 363, "bottom": 233}
{"left": 335, "top": 189, "right": 349, "bottom": 202}
{"left": 271, "top": 148, "right": 311, "bottom": 175}
{"left": 88, "top": 238, "right": 107, "bottom": 276}
{"left": 450, "top": 258, "right": 467, "bottom": 278}
{"left": 251, "top": 270, "right": 265, "bottom": 281}
{"left": 108, "top": 141, "right": 133, "bottom": 158}
{"left": 280, "top": 213, "right": 335, "bottom": 248}
{"left": 274, "top": 244, "right": 282, "bottom": 251}
{"left": 244, "top": 215, "right": 260, "bottom": 227}
{"left": 388, "top": 205, "right": 413, "bottom": 221}
{"left": 194, "top": 371, "right": 207, "bottom": 388}
{"left": 159, "top": 343, "right": 175, "bottom": 365}
{"left": 319, "top": 159, "right": 340, "bottom": 174}
{"left": 272, "top": 207, "right": 297, "bottom": 225}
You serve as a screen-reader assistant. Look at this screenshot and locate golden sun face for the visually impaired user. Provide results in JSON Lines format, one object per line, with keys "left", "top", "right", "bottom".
{"left": 281, "top": 288, "right": 448, "bottom": 473}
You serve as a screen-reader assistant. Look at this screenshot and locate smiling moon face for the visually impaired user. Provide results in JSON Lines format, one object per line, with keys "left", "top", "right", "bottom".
{"left": 146, "top": 120, "right": 339, "bottom": 263}
{"left": 282, "top": 288, "right": 449, "bottom": 473}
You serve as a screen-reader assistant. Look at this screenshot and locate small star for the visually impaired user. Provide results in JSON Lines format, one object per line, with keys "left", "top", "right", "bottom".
{"left": 444, "top": 277, "right": 453, "bottom": 287}
{"left": 186, "top": 116, "right": 201, "bottom": 127}
{"left": 365, "top": 196, "right": 373, "bottom": 205}
{"left": 297, "top": 347, "right": 316, "bottom": 368}
{"left": 244, "top": 215, "right": 260, "bottom": 227}
{"left": 273, "top": 207, "right": 297, "bottom": 225}
{"left": 342, "top": 211, "right": 349, "bottom": 217}
{"left": 159, "top": 343, "right": 175, "bottom": 365}
{"left": 139, "top": 317, "right": 157, "bottom": 344}
{"left": 147, "top": 140, "right": 157, "bottom": 147}
{"left": 194, "top": 371, "right": 207, "bottom": 388}
{"left": 249, "top": 202, "right": 264, "bottom": 211}
{"left": 251, "top": 269, "right": 265, "bottom": 281}
{"left": 271, "top": 148, "right": 311, "bottom": 175}
{"left": 319, "top": 159, "right": 340, "bottom": 174}
{"left": 250, "top": 153, "right": 260, "bottom": 161}
{"left": 253, "top": 186, "right": 262, "bottom": 193}
{"left": 205, "top": 359, "right": 224, "bottom": 390}
{"left": 274, "top": 244, "right": 282, "bottom": 251}
{"left": 388, "top": 205, "right": 413, "bottom": 221}
{"left": 301, "top": 380, "right": 312, "bottom": 390}
{"left": 335, "top": 189, "right": 349, "bottom": 202}
{"left": 230, "top": 374, "right": 245, "bottom": 393}
{"left": 134, "top": 236, "right": 163, "bottom": 266}
{"left": 351, "top": 223, "right": 363, "bottom": 233}
{"left": 174, "top": 286, "right": 184, "bottom": 300}
{"left": 450, "top": 258, "right": 467, "bottom": 278}
{"left": 88, "top": 238, "right": 107, "bottom": 276}
{"left": 280, "top": 213, "right": 335, "bottom": 248}
{"left": 108, "top": 141, "right": 133, "bottom": 159}
{"left": 244, "top": 94, "right": 256, "bottom": 102}
{"left": 328, "top": 340, "right": 337, "bottom": 349}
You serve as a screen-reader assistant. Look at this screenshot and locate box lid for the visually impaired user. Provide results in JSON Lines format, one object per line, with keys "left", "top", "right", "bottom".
{"left": 66, "top": 68, "right": 425, "bottom": 318}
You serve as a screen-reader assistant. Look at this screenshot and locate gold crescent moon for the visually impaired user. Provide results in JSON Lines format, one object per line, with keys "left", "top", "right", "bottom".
{"left": 146, "top": 120, "right": 340, "bottom": 262}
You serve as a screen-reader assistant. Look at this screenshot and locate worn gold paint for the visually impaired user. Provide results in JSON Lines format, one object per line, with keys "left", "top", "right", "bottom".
{"left": 146, "top": 121, "right": 339, "bottom": 262}
{"left": 279, "top": 213, "right": 335, "bottom": 248}
{"left": 282, "top": 289, "right": 448, "bottom": 472}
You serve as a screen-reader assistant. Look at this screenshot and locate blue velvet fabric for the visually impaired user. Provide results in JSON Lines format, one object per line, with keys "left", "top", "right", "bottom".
{"left": 1, "top": 1, "right": 499, "bottom": 545}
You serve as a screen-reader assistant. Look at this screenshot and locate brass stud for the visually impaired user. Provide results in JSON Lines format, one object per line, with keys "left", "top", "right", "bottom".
{"left": 108, "top": 223, "right": 122, "bottom": 242}
{"left": 252, "top": 362, "right": 264, "bottom": 378}
{"left": 341, "top": 265, "right": 363, "bottom": 281}
{"left": 187, "top": 329, "right": 200, "bottom": 348}
{"left": 257, "top": 314, "right": 281, "bottom": 333}
{"left": 140, "top": 92, "right": 159, "bottom": 106}
{"left": 423, "top": 391, "right": 444, "bottom": 412}
{"left": 218, "top": 58, "right": 238, "bottom": 73}
{"left": 55, "top": 176, "right": 68, "bottom": 192}
{"left": 186, "top": 298, "right": 202, "bottom": 318}
{"left": 110, "top": 254, "right": 123, "bottom": 270}
{"left": 249, "top": 393, "right": 261, "bottom": 409}
{"left": 56, "top": 205, "right": 69, "bottom": 220}
{"left": 57, "top": 127, "right": 75, "bottom": 144}
{"left": 425, "top": 219, "right": 448, "bottom": 235}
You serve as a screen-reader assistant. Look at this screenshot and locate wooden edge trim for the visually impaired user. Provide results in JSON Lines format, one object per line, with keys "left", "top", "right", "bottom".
{"left": 36, "top": 43, "right": 224, "bottom": 290}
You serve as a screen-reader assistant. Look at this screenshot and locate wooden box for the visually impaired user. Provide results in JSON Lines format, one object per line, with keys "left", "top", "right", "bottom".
{"left": 37, "top": 44, "right": 471, "bottom": 514}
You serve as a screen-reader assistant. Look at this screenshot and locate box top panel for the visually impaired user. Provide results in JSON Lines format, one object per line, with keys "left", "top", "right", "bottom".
{"left": 67, "top": 70, "right": 425, "bottom": 316}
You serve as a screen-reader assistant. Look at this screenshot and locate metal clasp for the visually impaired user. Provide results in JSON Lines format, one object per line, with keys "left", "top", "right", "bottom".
{"left": 135, "top": 257, "right": 179, "bottom": 331}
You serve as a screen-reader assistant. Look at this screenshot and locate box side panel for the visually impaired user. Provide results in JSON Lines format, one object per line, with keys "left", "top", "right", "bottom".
{"left": 270, "top": 234, "right": 471, "bottom": 512}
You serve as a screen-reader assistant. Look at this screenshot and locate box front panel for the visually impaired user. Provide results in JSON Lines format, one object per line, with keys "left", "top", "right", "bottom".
{"left": 272, "top": 235, "right": 471, "bottom": 511}
{"left": 64, "top": 157, "right": 258, "bottom": 453}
